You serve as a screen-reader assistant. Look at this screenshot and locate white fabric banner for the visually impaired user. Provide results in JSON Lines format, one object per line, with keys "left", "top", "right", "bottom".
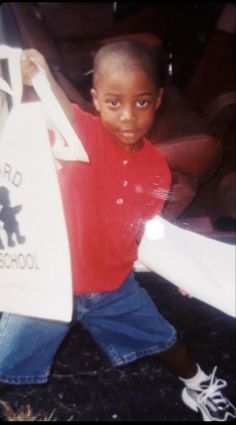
{"left": 138, "top": 216, "right": 236, "bottom": 318}
{"left": 0, "top": 45, "right": 88, "bottom": 322}
{"left": 0, "top": 103, "right": 73, "bottom": 321}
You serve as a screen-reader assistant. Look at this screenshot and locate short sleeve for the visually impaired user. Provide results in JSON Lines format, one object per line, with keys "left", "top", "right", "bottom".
{"left": 72, "top": 103, "right": 97, "bottom": 155}
{"left": 149, "top": 145, "right": 172, "bottom": 216}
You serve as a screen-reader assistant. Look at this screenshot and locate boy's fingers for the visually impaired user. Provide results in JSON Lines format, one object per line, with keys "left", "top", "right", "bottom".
{"left": 178, "top": 288, "right": 192, "bottom": 298}
{"left": 21, "top": 50, "right": 46, "bottom": 68}
{"left": 21, "top": 61, "right": 39, "bottom": 86}
{"left": 20, "top": 49, "right": 50, "bottom": 86}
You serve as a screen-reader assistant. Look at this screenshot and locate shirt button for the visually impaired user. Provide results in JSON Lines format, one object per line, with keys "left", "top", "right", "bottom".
{"left": 123, "top": 160, "right": 128, "bottom": 165}
{"left": 123, "top": 180, "right": 128, "bottom": 187}
{"left": 116, "top": 198, "right": 124, "bottom": 205}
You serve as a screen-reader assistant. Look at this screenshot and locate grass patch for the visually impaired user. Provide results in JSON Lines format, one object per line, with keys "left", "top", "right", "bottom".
{"left": 0, "top": 400, "right": 58, "bottom": 421}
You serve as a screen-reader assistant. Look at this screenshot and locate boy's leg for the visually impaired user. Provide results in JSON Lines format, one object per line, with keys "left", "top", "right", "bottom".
{"left": 153, "top": 339, "right": 198, "bottom": 378}
{"left": 0, "top": 312, "right": 71, "bottom": 385}
{"left": 153, "top": 325, "right": 236, "bottom": 421}
{"left": 79, "top": 273, "right": 177, "bottom": 367}
{"left": 78, "top": 274, "right": 235, "bottom": 421}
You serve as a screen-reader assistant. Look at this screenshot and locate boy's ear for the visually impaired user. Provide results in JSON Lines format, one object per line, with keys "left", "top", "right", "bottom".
{"left": 155, "top": 88, "right": 164, "bottom": 111}
{"left": 90, "top": 88, "right": 100, "bottom": 112}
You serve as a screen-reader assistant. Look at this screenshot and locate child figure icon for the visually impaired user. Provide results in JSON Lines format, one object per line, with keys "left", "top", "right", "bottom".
{"left": 0, "top": 186, "right": 26, "bottom": 249}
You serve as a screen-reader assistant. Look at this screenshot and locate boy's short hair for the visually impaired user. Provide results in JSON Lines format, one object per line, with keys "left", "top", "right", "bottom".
{"left": 93, "top": 40, "right": 165, "bottom": 89}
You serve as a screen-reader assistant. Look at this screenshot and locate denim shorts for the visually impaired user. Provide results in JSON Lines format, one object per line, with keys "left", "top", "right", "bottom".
{"left": 0, "top": 273, "right": 177, "bottom": 385}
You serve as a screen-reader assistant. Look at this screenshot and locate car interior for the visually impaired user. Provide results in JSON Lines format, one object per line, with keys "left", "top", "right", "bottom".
{"left": 0, "top": 2, "right": 235, "bottom": 243}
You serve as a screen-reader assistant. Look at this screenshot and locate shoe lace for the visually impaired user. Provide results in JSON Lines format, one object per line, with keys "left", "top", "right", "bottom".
{"left": 198, "top": 367, "right": 227, "bottom": 407}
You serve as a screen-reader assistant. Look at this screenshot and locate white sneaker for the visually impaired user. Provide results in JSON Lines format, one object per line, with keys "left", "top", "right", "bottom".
{"left": 182, "top": 367, "right": 236, "bottom": 421}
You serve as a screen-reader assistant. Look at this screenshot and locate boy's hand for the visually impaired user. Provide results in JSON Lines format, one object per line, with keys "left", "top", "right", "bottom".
{"left": 21, "top": 48, "right": 74, "bottom": 125}
{"left": 21, "top": 49, "right": 51, "bottom": 86}
{"left": 178, "top": 288, "right": 192, "bottom": 298}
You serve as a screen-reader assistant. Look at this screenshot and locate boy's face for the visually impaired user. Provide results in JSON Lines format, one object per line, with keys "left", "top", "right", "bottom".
{"left": 91, "top": 63, "right": 163, "bottom": 151}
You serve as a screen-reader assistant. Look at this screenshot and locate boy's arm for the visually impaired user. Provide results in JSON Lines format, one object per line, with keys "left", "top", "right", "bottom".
{"left": 51, "top": 69, "right": 96, "bottom": 115}
{"left": 21, "top": 49, "right": 74, "bottom": 125}
{"left": 45, "top": 72, "right": 75, "bottom": 125}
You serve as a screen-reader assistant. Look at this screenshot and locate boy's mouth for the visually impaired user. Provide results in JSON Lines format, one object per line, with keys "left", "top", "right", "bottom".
{"left": 119, "top": 129, "right": 139, "bottom": 139}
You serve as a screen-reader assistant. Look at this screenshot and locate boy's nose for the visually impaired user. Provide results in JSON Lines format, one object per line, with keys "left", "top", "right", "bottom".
{"left": 120, "top": 106, "right": 136, "bottom": 122}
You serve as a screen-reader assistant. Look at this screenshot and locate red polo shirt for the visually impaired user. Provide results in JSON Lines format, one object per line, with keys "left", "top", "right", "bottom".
{"left": 59, "top": 105, "right": 171, "bottom": 294}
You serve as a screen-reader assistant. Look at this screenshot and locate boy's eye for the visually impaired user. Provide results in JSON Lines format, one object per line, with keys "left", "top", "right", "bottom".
{"left": 106, "top": 99, "right": 120, "bottom": 107}
{"left": 136, "top": 99, "right": 151, "bottom": 108}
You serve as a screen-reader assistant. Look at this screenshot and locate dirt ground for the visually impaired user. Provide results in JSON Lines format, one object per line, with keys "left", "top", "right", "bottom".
{"left": 0, "top": 272, "right": 235, "bottom": 422}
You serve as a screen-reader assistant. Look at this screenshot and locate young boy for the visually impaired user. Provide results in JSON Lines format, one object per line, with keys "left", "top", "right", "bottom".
{"left": 0, "top": 41, "right": 235, "bottom": 422}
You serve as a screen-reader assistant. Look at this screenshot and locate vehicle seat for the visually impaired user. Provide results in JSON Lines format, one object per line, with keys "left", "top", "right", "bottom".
{"left": 8, "top": 2, "right": 226, "bottom": 239}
